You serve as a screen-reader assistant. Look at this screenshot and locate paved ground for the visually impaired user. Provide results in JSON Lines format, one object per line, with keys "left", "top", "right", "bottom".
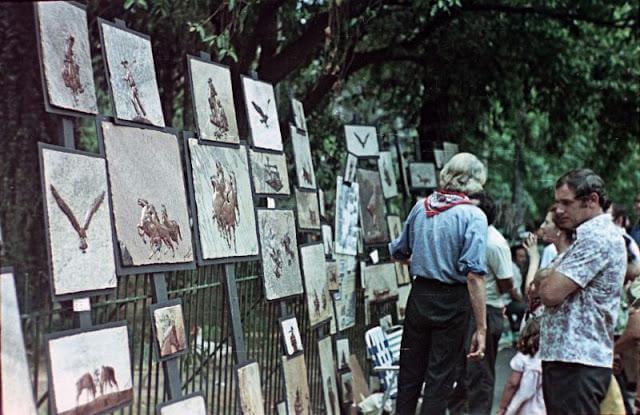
{"left": 492, "top": 347, "right": 517, "bottom": 413}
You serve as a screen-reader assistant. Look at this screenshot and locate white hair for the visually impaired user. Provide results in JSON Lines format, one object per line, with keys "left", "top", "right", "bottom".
{"left": 439, "top": 152, "right": 487, "bottom": 194}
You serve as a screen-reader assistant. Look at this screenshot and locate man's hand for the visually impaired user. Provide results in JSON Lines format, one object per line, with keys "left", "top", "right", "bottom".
{"left": 467, "top": 329, "right": 486, "bottom": 361}
{"left": 390, "top": 255, "right": 411, "bottom": 265}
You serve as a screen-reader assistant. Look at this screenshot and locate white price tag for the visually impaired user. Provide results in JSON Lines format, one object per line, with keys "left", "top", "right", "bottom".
{"left": 73, "top": 298, "right": 91, "bottom": 312}
{"left": 369, "top": 249, "right": 379, "bottom": 264}
{"left": 267, "top": 197, "right": 276, "bottom": 209}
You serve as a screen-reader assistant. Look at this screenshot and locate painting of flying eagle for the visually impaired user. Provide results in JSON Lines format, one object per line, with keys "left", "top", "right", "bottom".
{"left": 344, "top": 125, "right": 379, "bottom": 157}
{"left": 242, "top": 76, "right": 283, "bottom": 151}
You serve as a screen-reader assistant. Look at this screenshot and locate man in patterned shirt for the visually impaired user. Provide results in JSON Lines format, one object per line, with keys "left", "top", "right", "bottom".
{"left": 532, "top": 169, "right": 626, "bottom": 414}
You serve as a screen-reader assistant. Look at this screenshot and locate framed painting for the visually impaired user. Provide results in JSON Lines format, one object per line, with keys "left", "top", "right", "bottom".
{"left": 409, "top": 162, "right": 437, "bottom": 190}
{"left": 318, "top": 336, "right": 341, "bottom": 415}
{"left": 236, "top": 361, "right": 266, "bottom": 415}
{"left": 149, "top": 299, "right": 188, "bottom": 362}
{"left": 299, "top": 243, "right": 332, "bottom": 327}
{"left": 386, "top": 215, "right": 402, "bottom": 240}
{"left": 443, "top": 141, "right": 459, "bottom": 165}
{"left": 249, "top": 148, "right": 290, "bottom": 197}
{"left": 39, "top": 143, "right": 117, "bottom": 301}
{"left": 280, "top": 315, "right": 304, "bottom": 356}
{"left": 256, "top": 209, "right": 304, "bottom": 300}
{"left": 339, "top": 371, "right": 354, "bottom": 404}
{"left": 186, "top": 137, "right": 260, "bottom": 264}
{"left": 187, "top": 55, "right": 239, "bottom": 144}
{"left": 326, "top": 260, "right": 339, "bottom": 291}
{"left": 157, "top": 392, "right": 206, "bottom": 415}
{"left": 377, "top": 151, "right": 398, "bottom": 199}
{"left": 46, "top": 322, "right": 133, "bottom": 415}
{"left": 397, "top": 284, "right": 411, "bottom": 321}
{"left": 335, "top": 336, "right": 350, "bottom": 371}
{"left": 281, "top": 354, "right": 311, "bottom": 415}
{"left": 334, "top": 256, "right": 357, "bottom": 331}
{"left": 35, "top": 1, "right": 97, "bottom": 116}
{"left": 99, "top": 19, "right": 165, "bottom": 127}
{"left": 291, "top": 126, "right": 316, "bottom": 190}
{"left": 356, "top": 168, "right": 389, "bottom": 245}
{"left": 295, "top": 189, "right": 321, "bottom": 231}
{"left": 98, "top": 120, "right": 194, "bottom": 275}
{"left": 291, "top": 97, "right": 307, "bottom": 132}
{"left": 1, "top": 268, "right": 38, "bottom": 415}
{"left": 321, "top": 224, "right": 334, "bottom": 257}
{"left": 344, "top": 125, "right": 379, "bottom": 158}
{"left": 241, "top": 76, "right": 283, "bottom": 152}
{"left": 334, "top": 177, "right": 359, "bottom": 256}
{"left": 362, "top": 262, "right": 399, "bottom": 303}
{"left": 434, "top": 148, "right": 445, "bottom": 169}
{"left": 343, "top": 153, "right": 358, "bottom": 184}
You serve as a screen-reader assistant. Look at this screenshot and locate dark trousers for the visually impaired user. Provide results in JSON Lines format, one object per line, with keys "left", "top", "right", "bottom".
{"left": 396, "top": 278, "right": 470, "bottom": 415}
{"left": 542, "top": 361, "right": 612, "bottom": 415}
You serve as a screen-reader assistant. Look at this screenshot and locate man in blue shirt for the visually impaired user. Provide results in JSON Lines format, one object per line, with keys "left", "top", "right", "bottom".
{"left": 390, "top": 152, "right": 489, "bottom": 415}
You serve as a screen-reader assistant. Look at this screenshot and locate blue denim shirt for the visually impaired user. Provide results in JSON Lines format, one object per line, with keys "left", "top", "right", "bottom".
{"left": 388, "top": 200, "right": 488, "bottom": 284}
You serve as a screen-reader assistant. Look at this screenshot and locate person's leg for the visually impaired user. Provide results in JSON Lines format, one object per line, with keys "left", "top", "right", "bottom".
{"left": 447, "top": 314, "right": 475, "bottom": 414}
{"left": 542, "top": 361, "right": 612, "bottom": 414}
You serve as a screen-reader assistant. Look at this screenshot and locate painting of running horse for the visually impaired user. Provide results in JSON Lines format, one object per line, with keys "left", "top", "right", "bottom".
{"left": 149, "top": 300, "right": 188, "bottom": 361}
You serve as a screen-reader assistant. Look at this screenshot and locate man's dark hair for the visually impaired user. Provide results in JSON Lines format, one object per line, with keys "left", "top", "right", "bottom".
{"left": 555, "top": 168, "right": 611, "bottom": 210}
{"left": 511, "top": 244, "right": 526, "bottom": 260}
{"left": 469, "top": 192, "right": 496, "bottom": 225}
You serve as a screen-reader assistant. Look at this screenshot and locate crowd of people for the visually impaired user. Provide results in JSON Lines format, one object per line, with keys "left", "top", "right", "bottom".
{"left": 389, "top": 152, "right": 640, "bottom": 415}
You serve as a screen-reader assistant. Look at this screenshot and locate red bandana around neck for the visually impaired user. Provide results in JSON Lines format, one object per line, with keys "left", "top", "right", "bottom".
{"left": 424, "top": 190, "right": 473, "bottom": 217}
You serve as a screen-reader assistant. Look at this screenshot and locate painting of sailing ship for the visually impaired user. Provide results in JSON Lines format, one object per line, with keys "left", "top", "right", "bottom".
{"left": 249, "top": 148, "right": 290, "bottom": 197}
{"left": 242, "top": 76, "right": 283, "bottom": 151}
{"left": 362, "top": 262, "right": 399, "bottom": 303}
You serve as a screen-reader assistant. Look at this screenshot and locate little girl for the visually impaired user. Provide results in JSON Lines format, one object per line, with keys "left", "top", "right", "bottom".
{"left": 496, "top": 318, "right": 545, "bottom": 415}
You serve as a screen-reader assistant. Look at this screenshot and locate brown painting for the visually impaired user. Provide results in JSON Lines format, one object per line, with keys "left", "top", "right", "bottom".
{"left": 357, "top": 168, "right": 389, "bottom": 244}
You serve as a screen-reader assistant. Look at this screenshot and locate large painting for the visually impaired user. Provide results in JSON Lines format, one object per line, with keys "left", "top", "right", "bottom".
{"left": 357, "top": 169, "right": 389, "bottom": 245}
{"left": 188, "top": 139, "right": 259, "bottom": 262}
{"left": 409, "top": 162, "right": 437, "bottom": 190}
{"left": 157, "top": 393, "right": 206, "bottom": 415}
{"left": 344, "top": 125, "right": 379, "bottom": 158}
{"left": 318, "top": 336, "right": 341, "bottom": 415}
{"left": 387, "top": 215, "right": 411, "bottom": 285}
{"left": 241, "top": 76, "right": 283, "bottom": 151}
{"left": 282, "top": 354, "right": 311, "bottom": 415}
{"left": 1, "top": 268, "right": 38, "bottom": 415}
{"left": 46, "top": 322, "right": 133, "bottom": 415}
{"left": 334, "top": 177, "right": 359, "bottom": 255}
{"left": 257, "top": 209, "right": 304, "bottom": 300}
{"left": 236, "top": 361, "right": 265, "bottom": 415}
{"left": 100, "top": 20, "right": 164, "bottom": 127}
{"left": 101, "top": 121, "right": 193, "bottom": 272}
{"left": 36, "top": 2, "right": 97, "bottom": 115}
{"left": 187, "top": 56, "right": 239, "bottom": 144}
{"left": 149, "top": 300, "right": 188, "bottom": 361}
{"left": 295, "top": 189, "right": 321, "bottom": 231}
{"left": 40, "top": 144, "right": 117, "bottom": 300}
{"left": 377, "top": 151, "right": 398, "bottom": 199}
{"left": 362, "top": 263, "right": 399, "bottom": 303}
{"left": 291, "top": 97, "right": 308, "bottom": 132}
{"left": 249, "top": 149, "right": 290, "bottom": 197}
{"left": 291, "top": 126, "right": 316, "bottom": 190}
{"left": 280, "top": 316, "right": 304, "bottom": 356}
{"left": 300, "top": 243, "right": 332, "bottom": 327}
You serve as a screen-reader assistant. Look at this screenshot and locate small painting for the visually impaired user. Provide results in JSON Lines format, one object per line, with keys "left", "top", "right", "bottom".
{"left": 344, "top": 125, "right": 379, "bottom": 158}
{"left": 242, "top": 76, "right": 283, "bottom": 151}
{"left": 357, "top": 169, "right": 389, "bottom": 245}
{"left": 149, "top": 300, "right": 188, "bottom": 361}
{"left": 249, "top": 149, "right": 290, "bottom": 197}
{"left": 339, "top": 372, "right": 354, "bottom": 404}
{"left": 157, "top": 393, "right": 206, "bottom": 415}
{"left": 100, "top": 20, "right": 164, "bottom": 127}
{"left": 443, "top": 141, "right": 459, "bottom": 165}
{"left": 318, "top": 336, "right": 341, "bottom": 415}
{"left": 101, "top": 121, "right": 193, "bottom": 272}
{"left": 326, "top": 260, "right": 339, "bottom": 291}
{"left": 335, "top": 337, "right": 350, "bottom": 371}
{"left": 280, "top": 316, "right": 303, "bottom": 356}
{"left": 300, "top": 243, "right": 332, "bottom": 327}
{"left": 236, "top": 361, "right": 265, "bottom": 415}
{"left": 40, "top": 144, "right": 117, "bottom": 300}
{"left": 334, "top": 177, "right": 359, "bottom": 256}
{"left": 344, "top": 153, "right": 358, "bottom": 184}
{"left": 434, "top": 148, "right": 444, "bottom": 168}
{"left": 377, "top": 151, "right": 398, "bottom": 199}
{"left": 187, "top": 56, "right": 239, "bottom": 144}
{"left": 291, "top": 97, "right": 307, "bottom": 132}
{"left": 257, "top": 209, "right": 304, "bottom": 300}
{"left": 291, "top": 126, "right": 316, "bottom": 190}
{"left": 334, "top": 255, "right": 357, "bottom": 331}
{"left": 46, "top": 322, "right": 133, "bottom": 415}
{"left": 282, "top": 354, "right": 311, "bottom": 415}
{"left": 321, "top": 224, "right": 334, "bottom": 257}
{"left": 386, "top": 215, "right": 402, "bottom": 240}
{"left": 409, "top": 162, "right": 437, "bottom": 190}
{"left": 295, "top": 189, "right": 321, "bottom": 231}
{"left": 36, "top": 2, "right": 98, "bottom": 115}
{"left": 397, "top": 284, "right": 411, "bottom": 321}
{"left": 362, "top": 263, "right": 400, "bottom": 303}
{"left": 1, "top": 268, "right": 38, "bottom": 415}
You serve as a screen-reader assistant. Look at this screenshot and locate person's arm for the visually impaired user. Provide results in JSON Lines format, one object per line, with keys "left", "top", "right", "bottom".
{"left": 496, "top": 371, "right": 523, "bottom": 415}
{"left": 466, "top": 272, "right": 487, "bottom": 361}
{"left": 615, "top": 308, "right": 640, "bottom": 354}
{"left": 388, "top": 204, "right": 418, "bottom": 262}
{"left": 497, "top": 278, "right": 523, "bottom": 303}
{"left": 523, "top": 234, "right": 540, "bottom": 291}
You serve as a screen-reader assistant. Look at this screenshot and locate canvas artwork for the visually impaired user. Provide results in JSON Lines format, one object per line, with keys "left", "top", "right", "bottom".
{"left": 409, "top": 162, "right": 437, "bottom": 189}
{"left": 397, "top": 284, "right": 411, "bottom": 321}
{"left": 326, "top": 260, "right": 339, "bottom": 291}
{"left": 257, "top": 209, "right": 304, "bottom": 300}
{"left": 150, "top": 301, "right": 188, "bottom": 361}
{"left": 40, "top": 145, "right": 117, "bottom": 299}
{"left": 280, "top": 316, "right": 303, "bottom": 356}
{"left": 334, "top": 257, "right": 356, "bottom": 331}
{"left": 36, "top": 2, "right": 97, "bottom": 114}
{"left": 387, "top": 215, "right": 402, "bottom": 241}
{"left": 295, "top": 189, "right": 321, "bottom": 231}
{"left": 101, "top": 122, "right": 193, "bottom": 269}
{"left": 100, "top": 20, "right": 164, "bottom": 127}
{"left": 344, "top": 125, "right": 379, "bottom": 158}
{"left": 291, "top": 97, "right": 308, "bottom": 132}
{"left": 443, "top": 141, "right": 459, "bottom": 165}
{"left": 249, "top": 148, "right": 290, "bottom": 197}
{"left": 300, "top": 243, "right": 333, "bottom": 327}
{"left": 339, "top": 372, "right": 354, "bottom": 404}
{"left": 242, "top": 76, "right": 283, "bottom": 151}
{"left": 157, "top": 393, "right": 206, "bottom": 415}
{"left": 1, "top": 269, "right": 38, "bottom": 415}
{"left": 357, "top": 169, "right": 389, "bottom": 245}
{"left": 321, "top": 224, "right": 334, "bottom": 257}
{"left": 362, "top": 263, "right": 400, "bottom": 303}
{"left": 188, "top": 139, "right": 259, "bottom": 261}
{"left": 47, "top": 323, "right": 133, "bottom": 415}
{"left": 434, "top": 148, "right": 445, "bottom": 168}
{"left": 318, "top": 337, "right": 341, "bottom": 415}
{"left": 344, "top": 153, "right": 358, "bottom": 184}
{"left": 336, "top": 337, "right": 350, "bottom": 370}
{"left": 237, "top": 362, "right": 265, "bottom": 415}
{"left": 377, "top": 151, "right": 398, "bottom": 199}
{"left": 282, "top": 354, "right": 311, "bottom": 415}
{"left": 291, "top": 126, "right": 316, "bottom": 190}
{"left": 334, "top": 177, "right": 360, "bottom": 255}
{"left": 188, "top": 56, "right": 239, "bottom": 143}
